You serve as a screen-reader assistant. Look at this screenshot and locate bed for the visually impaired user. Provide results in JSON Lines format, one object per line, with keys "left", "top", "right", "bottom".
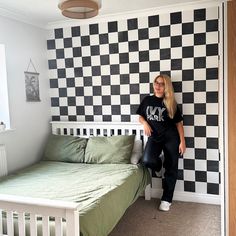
{"left": 0, "top": 122, "right": 151, "bottom": 236}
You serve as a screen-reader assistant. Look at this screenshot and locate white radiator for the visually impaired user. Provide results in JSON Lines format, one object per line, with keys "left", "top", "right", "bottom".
{"left": 0, "top": 145, "right": 8, "bottom": 177}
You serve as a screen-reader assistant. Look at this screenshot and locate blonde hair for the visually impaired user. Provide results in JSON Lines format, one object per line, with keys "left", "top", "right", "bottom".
{"left": 153, "top": 74, "right": 177, "bottom": 119}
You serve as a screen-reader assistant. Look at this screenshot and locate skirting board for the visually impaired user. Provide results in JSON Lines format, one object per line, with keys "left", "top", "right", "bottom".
{"left": 151, "top": 188, "right": 221, "bottom": 205}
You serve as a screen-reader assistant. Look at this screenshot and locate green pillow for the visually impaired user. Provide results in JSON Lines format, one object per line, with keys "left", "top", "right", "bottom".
{"left": 84, "top": 135, "right": 135, "bottom": 164}
{"left": 43, "top": 134, "right": 87, "bottom": 163}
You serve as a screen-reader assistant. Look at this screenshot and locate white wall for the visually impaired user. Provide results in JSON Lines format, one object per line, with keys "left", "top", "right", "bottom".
{"left": 0, "top": 16, "right": 51, "bottom": 174}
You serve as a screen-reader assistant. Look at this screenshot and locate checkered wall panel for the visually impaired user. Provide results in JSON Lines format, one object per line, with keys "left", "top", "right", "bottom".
{"left": 47, "top": 6, "right": 220, "bottom": 195}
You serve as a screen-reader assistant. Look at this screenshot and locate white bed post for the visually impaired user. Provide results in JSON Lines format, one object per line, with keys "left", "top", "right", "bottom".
{"left": 143, "top": 134, "right": 152, "bottom": 200}
{"left": 66, "top": 209, "right": 79, "bottom": 236}
{"left": 145, "top": 184, "right": 151, "bottom": 200}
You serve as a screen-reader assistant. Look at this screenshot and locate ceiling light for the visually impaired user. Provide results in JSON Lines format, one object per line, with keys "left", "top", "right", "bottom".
{"left": 58, "top": 0, "right": 102, "bottom": 19}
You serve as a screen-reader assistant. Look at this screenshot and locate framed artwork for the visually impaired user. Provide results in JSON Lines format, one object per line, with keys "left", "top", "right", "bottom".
{"left": 24, "top": 59, "right": 40, "bottom": 102}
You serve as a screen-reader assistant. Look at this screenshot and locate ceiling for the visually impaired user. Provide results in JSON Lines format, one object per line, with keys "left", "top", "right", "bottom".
{"left": 0, "top": 0, "right": 217, "bottom": 28}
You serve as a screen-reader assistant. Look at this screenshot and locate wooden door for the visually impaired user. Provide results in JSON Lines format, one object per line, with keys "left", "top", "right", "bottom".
{"left": 228, "top": 0, "right": 236, "bottom": 235}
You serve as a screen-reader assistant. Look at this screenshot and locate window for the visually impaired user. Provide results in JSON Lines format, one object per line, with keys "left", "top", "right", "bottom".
{"left": 0, "top": 44, "right": 10, "bottom": 130}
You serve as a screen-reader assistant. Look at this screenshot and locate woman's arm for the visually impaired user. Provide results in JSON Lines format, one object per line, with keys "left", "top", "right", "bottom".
{"left": 139, "top": 116, "right": 153, "bottom": 136}
{"left": 176, "top": 121, "right": 186, "bottom": 155}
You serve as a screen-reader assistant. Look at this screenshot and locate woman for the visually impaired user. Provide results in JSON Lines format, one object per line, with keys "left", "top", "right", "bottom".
{"left": 136, "top": 74, "right": 186, "bottom": 211}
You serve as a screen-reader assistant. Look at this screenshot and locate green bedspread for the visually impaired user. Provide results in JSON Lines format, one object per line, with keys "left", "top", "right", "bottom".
{"left": 0, "top": 161, "right": 150, "bottom": 236}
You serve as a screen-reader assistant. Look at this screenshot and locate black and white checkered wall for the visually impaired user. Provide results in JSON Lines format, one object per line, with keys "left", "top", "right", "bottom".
{"left": 47, "top": 6, "right": 219, "bottom": 195}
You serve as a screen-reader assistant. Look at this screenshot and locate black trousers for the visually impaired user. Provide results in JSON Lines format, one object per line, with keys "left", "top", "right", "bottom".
{"left": 142, "top": 127, "right": 180, "bottom": 203}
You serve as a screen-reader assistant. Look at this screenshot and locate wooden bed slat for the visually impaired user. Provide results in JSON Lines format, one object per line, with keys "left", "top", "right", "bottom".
{"left": 42, "top": 215, "right": 49, "bottom": 236}
{"left": 114, "top": 129, "right": 118, "bottom": 135}
{"left": 66, "top": 128, "right": 70, "bottom": 135}
{"left": 30, "top": 213, "right": 37, "bottom": 236}
{"left": 18, "top": 211, "right": 26, "bottom": 236}
{"left": 55, "top": 216, "right": 63, "bottom": 236}
{"left": 86, "top": 128, "right": 90, "bottom": 137}
{"left": 6, "top": 211, "right": 14, "bottom": 236}
{"left": 93, "top": 128, "right": 97, "bottom": 136}
{"left": 60, "top": 128, "right": 63, "bottom": 135}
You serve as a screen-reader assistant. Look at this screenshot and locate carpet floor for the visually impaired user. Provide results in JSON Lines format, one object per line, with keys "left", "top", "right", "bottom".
{"left": 109, "top": 197, "right": 221, "bottom": 236}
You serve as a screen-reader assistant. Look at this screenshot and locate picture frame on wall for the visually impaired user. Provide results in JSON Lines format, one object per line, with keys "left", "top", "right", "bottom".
{"left": 24, "top": 59, "right": 41, "bottom": 102}
{"left": 24, "top": 71, "right": 40, "bottom": 102}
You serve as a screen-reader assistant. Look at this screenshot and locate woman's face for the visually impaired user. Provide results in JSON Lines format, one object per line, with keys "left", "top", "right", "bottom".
{"left": 153, "top": 77, "right": 165, "bottom": 97}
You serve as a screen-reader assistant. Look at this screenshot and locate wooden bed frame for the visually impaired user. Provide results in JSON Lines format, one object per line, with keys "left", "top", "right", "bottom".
{"left": 0, "top": 122, "right": 151, "bottom": 236}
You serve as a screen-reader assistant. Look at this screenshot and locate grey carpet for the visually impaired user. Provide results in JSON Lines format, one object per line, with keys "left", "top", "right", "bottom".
{"left": 109, "top": 197, "right": 221, "bottom": 236}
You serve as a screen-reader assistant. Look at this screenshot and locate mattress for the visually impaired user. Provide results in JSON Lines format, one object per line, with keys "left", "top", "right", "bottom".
{"left": 0, "top": 161, "right": 150, "bottom": 236}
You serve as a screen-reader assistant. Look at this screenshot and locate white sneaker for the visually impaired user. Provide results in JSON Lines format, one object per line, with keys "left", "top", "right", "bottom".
{"left": 159, "top": 201, "right": 171, "bottom": 211}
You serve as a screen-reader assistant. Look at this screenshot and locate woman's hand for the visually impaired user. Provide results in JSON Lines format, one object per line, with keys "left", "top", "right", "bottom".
{"left": 143, "top": 122, "right": 153, "bottom": 136}
{"left": 138, "top": 116, "right": 152, "bottom": 136}
{"left": 179, "top": 141, "right": 186, "bottom": 156}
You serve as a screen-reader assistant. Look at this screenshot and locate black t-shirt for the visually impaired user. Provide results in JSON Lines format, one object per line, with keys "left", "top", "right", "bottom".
{"left": 136, "top": 95, "right": 183, "bottom": 137}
